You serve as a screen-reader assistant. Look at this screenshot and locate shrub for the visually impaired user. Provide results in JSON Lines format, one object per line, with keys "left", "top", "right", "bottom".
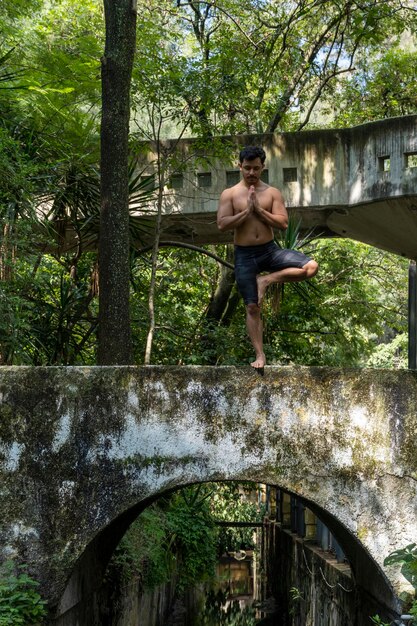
{"left": 0, "top": 561, "right": 47, "bottom": 626}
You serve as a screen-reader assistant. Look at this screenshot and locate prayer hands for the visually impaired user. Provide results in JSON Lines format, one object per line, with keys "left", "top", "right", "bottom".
{"left": 248, "top": 185, "right": 261, "bottom": 215}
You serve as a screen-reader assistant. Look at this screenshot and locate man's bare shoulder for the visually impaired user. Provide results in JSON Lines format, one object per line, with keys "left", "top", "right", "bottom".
{"left": 219, "top": 182, "right": 246, "bottom": 204}
{"left": 260, "top": 183, "right": 284, "bottom": 201}
{"left": 222, "top": 180, "right": 246, "bottom": 194}
{"left": 272, "top": 185, "right": 284, "bottom": 198}
{"left": 259, "top": 181, "right": 282, "bottom": 194}
{"left": 219, "top": 186, "right": 233, "bottom": 200}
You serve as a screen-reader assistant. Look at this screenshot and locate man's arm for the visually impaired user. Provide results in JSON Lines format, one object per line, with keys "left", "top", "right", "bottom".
{"left": 217, "top": 188, "right": 251, "bottom": 232}
{"left": 253, "top": 187, "right": 288, "bottom": 230}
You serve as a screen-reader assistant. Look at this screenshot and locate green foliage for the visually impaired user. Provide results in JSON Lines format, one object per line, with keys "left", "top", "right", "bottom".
{"left": 289, "top": 586, "right": 305, "bottom": 616}
{"left": 130, "top": 246, "right": 220, "bottom": 364}
{"left": 209, "top": 483, "right": 266, "bottom": 554}
{"left": 165, "top": 487, "right": 218, "bottom": 591}
{"left": 261, "top": 238, "right": 407, "bottom": 367}
{"left": 136, "top": 0, "right": 417, "bottom": 134}
{"left": 107, "top": 485, "right": 218, "bottom": 593}
{"left": 367, "top": 333, "right": 407, "bottom": 369}
{"left": 327, "top": 46, "right": 417, "bottom": 127}
{"left": 0, "top": 216, "right": 410, "bottom": 369}
{"left": 128, "top": 236, "right": 409, "bottom": 369}
{"left": 289, "top": 587, "right": 303, "bottom": 602}
{"left": 384, "top": 544, "right": 417, "bottom": 592}
{"left": 8, "top": 0, "right": 103, "bottom": 117}
{"left": 273, "top": 213, "right": 321, "bottom": 306}
{"left": 0, "top": 127, "right": 37, "bottom": 212}
{"left": 107, "top": 482, "right": 264, "bottom": 601}
{"left": 371, "top": 545, "right": 417, "bottom": 625}
{"left": 0, "top": 253, "right": 99, "bottom": 365}
{"left": 0, "top": 0, "right": 414, "bottom": 369}
{"left": 0, "top": 284, "right": 33, "bottom": 364}
{"left": 108, "top": 506, "right": 173, "bottom": 590}
{"left": 0, "top": 561, "right": 47, "bottom": 626}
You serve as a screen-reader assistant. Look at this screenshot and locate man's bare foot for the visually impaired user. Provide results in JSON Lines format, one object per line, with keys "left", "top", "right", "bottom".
{"left": 251, "top": 352, "right": 266, "bottom": 369}
{"left": 256, "top": 275, "right": 270, "bottom": 307}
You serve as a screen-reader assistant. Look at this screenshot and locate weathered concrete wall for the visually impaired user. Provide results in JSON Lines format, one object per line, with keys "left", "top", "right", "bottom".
{"left": 54, "top": 573, "right": 202, "bottom": 626}
{"left": 153, "top": 116, "right": 417, "bottom": 212}
{"left": 138, "top": 115, "right": 417, "bottom": 257}
{"left": 112, "top": 581, "right": 203, "bottom": 626}
{"left": 0, "top": 366, "right": 416, "bottom": 621}
{"left": 263, "top": 523, "right": 396, "bottom": 626}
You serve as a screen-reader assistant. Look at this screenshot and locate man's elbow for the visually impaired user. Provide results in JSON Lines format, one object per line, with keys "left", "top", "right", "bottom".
{"left": 217, "top": 218, "right": 231, "bottom": 232}
{"left": 280, "top": 217, "right": 289, "bottom": 230}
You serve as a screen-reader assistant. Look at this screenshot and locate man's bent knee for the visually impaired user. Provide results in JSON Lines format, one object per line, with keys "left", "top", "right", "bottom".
{"left": 246, "top": 302, "right": 260, "bottom": 316}
{"left": 303, "top": 259, "right": 319, "bottom": 278}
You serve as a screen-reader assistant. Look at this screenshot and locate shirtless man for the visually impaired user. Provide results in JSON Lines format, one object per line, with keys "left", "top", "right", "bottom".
{"left": 217, "top": 146, "right": 318, "bottom": 370}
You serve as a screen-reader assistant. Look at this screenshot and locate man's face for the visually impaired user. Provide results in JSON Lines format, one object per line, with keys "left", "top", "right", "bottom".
{"left": 239, "top": 157, "right": 264, "bottom": 186}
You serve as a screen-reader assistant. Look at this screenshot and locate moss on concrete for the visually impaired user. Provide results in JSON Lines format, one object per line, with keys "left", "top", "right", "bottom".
{"left": 0, "top": 365, "right": 416, "bottom": 614}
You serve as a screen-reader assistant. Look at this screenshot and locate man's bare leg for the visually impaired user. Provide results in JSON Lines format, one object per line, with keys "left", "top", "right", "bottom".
{"left": 257, "top": 260, "right": 319, "bottom": 306}
{"left": 246, "top": 303, "right": 265, "bottom": 369}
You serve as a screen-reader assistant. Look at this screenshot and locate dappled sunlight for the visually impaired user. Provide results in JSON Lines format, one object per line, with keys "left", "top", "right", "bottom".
{"left": 349, "top": 177, "right": 363, "bottom": 204}
{"left": 322, "top": 153, "right": 336, "bottom": 190}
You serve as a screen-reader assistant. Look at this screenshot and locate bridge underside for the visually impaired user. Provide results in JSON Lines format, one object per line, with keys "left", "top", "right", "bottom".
{"left": 142, "top": 195, "right": 417, "bottom": 259}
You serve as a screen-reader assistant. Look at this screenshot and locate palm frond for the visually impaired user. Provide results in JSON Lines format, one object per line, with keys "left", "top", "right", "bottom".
{"left": 0, "top": 47, "right": 25, "bottom": 87}
{"left": 37, "top": 155, "right": 158, "bottom": 251}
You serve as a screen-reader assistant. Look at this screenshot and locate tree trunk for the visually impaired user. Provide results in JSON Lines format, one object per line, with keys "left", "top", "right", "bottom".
{"left": 144, "top": 143, "right": 164, "bottom": 365}
{"left": 98, "top": 0, "right": 136, "bottom": 365}
{"left": 200, "top": 245, "right": 238, "bottom": 364}
{"left": 205, "top": 264, "right": 236, "bottom": 324}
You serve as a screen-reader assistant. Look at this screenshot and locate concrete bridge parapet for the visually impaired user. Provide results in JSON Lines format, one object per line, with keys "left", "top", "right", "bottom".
{"left": 0, "top": 366, "right": 416, "bottom": 621}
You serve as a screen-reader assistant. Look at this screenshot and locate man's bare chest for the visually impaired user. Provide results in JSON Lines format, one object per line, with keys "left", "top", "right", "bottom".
{"left": 233, "top": 191, "right": 272, "bottom": 214}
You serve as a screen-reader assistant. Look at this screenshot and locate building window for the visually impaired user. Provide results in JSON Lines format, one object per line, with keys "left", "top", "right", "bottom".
{"left": 226, "top": 170, "right": 240, "bottom": 187}
{"left": 283, "top": 167, "right": 297, "bottom": 183}
{"left": 169, "top": 174, "right": 184, "bottom": 189}
{"left": 197, "top": 172, "right": 212, "bottom": 188}
{"left": 378, "top": 156, "right": 390, "bottom": 172}
{"left": 405, "top": 152, "right": 417, "bottom": 169}
{"left": 139, "top": 173, "right": 156, "bottom": 191}
{"left": 261, "top": 169, "right": 269, "bottom": 183}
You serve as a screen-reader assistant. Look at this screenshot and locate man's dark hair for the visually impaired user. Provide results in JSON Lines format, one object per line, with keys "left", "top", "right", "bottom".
{"left": 239, "top": 145, "right": 266, "bottom": 164}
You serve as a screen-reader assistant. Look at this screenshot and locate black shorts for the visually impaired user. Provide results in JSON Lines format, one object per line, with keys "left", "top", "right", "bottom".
{"left": 234, "top": 240, "right": 311, "bottom": 305}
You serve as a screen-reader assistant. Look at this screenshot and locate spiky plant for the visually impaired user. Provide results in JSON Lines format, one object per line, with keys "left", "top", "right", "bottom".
{"left": 267, "top": 212, "right": 321, "bottom": 313}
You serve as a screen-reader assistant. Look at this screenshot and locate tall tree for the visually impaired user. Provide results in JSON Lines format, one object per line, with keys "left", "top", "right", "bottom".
{"left": 0, "top": 0, "right": 415, "bottom": 368}
{"left": 173, "top": 0, "right": 416, "bottom": 134}
{"left": 98, "top": 0, "right": 137, "bottom": 364}
{"left": 321, "top": 45, "right": 417, "bottom": 127}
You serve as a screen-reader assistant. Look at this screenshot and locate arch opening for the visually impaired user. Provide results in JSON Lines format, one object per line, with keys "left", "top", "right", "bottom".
{"left": 53, "top": 479, "right": 401, "bottom": 626}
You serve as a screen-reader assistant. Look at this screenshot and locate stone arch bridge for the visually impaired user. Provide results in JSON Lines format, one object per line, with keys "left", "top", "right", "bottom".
{"left": 0, "top": 366, "right": 416, "bottom": 623}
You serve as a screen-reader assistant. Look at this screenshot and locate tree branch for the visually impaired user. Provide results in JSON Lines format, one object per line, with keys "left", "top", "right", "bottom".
{"left": 176, "top": 0, "right": 259, "bottom": 49}
{"left": 137, "top": 240, "right": 235, "bottom": 270}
